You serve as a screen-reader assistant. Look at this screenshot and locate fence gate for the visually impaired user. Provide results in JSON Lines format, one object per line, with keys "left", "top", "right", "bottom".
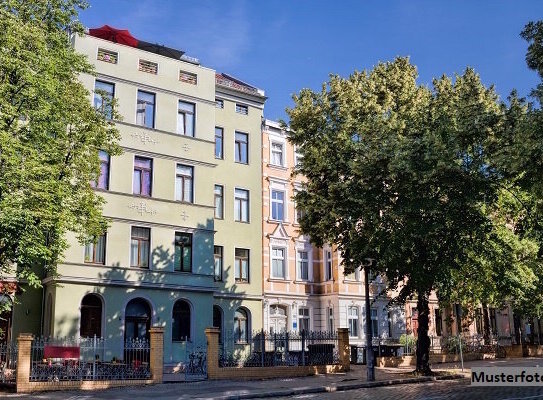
{"left": 184, "top": 341, "right": 207, "bottom": 381}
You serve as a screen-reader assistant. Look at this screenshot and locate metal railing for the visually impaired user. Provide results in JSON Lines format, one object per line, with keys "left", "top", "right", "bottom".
{"left": 30, "top": 336, "right": 150, "bottom": 382}
{"left": 220, "top": 330, "right": 339, "bottom": 368}
{"left": 0, "top": 341, "right": 17, "bottom": 383}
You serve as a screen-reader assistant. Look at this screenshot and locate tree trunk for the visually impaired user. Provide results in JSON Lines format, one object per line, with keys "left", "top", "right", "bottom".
{"left": 415, "top": 289, "right": 432, "bottom": 375}
{"left": 482, "top": 303, "right": 491, "bottom": 345}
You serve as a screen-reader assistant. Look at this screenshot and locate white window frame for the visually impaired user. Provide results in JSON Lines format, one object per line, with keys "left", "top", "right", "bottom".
{"left": 325, "top": 248, "right": 333, "bottom": 281}
{"left": 371, "top": 308, "right": 379, "bottom": 338}
{"left": 270, "top": 246, "right": 286, "bottom": 279}
{"left": 296, "top": 250, "right": 309, "bottom": 281}
{"left": 348, "top": 306, "right": 359, "bottom": 338}
{"left": 175, "top": 164, "right": 193, "bottom": 203}
{"left": 270, "top": 141, "right": 285, "bottom": 167}
{"left": 269, "top": 179, "right": 289, "bottom": 222}
{"left": 328, "top": 307, "right": 334, "bottom": 332}
{"left": 298, "top": 307, "right": 310, "bottom": 332}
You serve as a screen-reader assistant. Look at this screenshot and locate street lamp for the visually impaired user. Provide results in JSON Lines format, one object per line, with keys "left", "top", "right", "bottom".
{"left": 363, "top": 258, "right": 375, "bottom": 381}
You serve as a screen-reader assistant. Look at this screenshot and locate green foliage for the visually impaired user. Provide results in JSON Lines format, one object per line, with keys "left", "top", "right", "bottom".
{"left": 287, "top": 57, "right": 507, "bottom": 373}
{"left": 399, "top": 333, "right": 416, "bottom": 348}
{"left": 0, "top": 1, "right": 121, "bottom": 293}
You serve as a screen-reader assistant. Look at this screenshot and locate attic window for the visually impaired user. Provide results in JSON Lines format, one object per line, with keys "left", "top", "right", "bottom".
{"left": 97, "top": 48, "right": 118, "bottom": 64}
{"left": 179, "top": 70, "right": 197, "bottom": 85}
{"left": 139, "top": 59, "right": 158, "bottom": 74}
{"left": 236, "top": 104, "right": 248, "bottom": 115}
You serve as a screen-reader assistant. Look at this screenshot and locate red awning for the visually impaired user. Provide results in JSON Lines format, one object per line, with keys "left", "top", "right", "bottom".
{"left": 89, "top": 25, "right": 138, "bottom": 47}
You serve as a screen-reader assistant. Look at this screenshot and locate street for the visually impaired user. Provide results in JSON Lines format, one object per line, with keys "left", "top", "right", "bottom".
{"left": 277, "top": 378, "right": 543, "bottom": 400}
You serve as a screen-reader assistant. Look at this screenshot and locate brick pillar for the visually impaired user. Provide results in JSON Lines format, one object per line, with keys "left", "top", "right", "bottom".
{"left": 337, "top": 328, "right": 350, "bottom": 371}
{"left": 205, "top": 327, "right": 220, "bottom": 379}
{"left": 16, "top": 333, "right": 33, "bottom": 393}
{"left": 149, "top": 327, "right": 164, "bottom": 383}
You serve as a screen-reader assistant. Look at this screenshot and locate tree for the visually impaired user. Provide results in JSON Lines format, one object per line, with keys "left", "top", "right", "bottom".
{"left": 287, "top": 58, "right": 504, "bottom": 374}
{"left": 0, "top": 1, "right": 121, "bottom": 303}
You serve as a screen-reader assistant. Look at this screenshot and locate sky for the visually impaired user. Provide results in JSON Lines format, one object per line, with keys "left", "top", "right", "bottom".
{"left": 80, "top": 1, "right": 543, "bottom": 122}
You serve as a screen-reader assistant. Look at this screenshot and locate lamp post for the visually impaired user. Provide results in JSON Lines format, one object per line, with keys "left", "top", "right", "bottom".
{"left": 363, "top": 258, "right": 375, "bottom": 381}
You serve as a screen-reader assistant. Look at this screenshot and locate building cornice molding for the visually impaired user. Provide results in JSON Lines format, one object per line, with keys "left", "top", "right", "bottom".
{"left": 103, "top": 216, "right": 216, "bottom": 233}
{"left": 120, "top": 146, "right": 217, "bottom": 168}
{"left": 213, "top": 292, "right": 263, "bottom": 301}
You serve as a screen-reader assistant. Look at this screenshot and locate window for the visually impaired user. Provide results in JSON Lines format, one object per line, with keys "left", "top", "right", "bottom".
{"left": 434, "top": 309, "right": 442, "bottom": 336}
{"left": 235, "top": 132, "right": 248, "bottom": 164}
{"left": 271, "top": 247, "right": 286, "bottom": 279}
{"left": 328, "top": 307, "right": 334, "bottom": 332}
{"left": 214, "top": 185, "right": 224, "bottom": 219}
{"left": 93, "top": 80, "right": 114, "bottom": 118}
{"left": 138, "top": 59, "right": 158, "bottom": 74}
{"left": 371, "top": 308, "right": 379, "bottom": 338}
{"left": 475, "top": 309, "right": 483, "bottom": 335}
{"left": 213, "top": 306, "right": 223, "bottom": 343}
{"left": 294, "top": 146, "right": 302, "bottom": 167}
{"left": 174, "top": 232, "right": 192, "bottom": 272}
{"left": 297, "top": 251, "right": 309, "bottom": 280}
{"left": 214, "top": 246, "right": 223, "bottom": 281}
{"left": 133, "top": 156, "right": 152, "bottom": 196}
{"left": 179, "top": 70, "right": 197, "bottom": 85}
{"left": 125, "top": 298, "right": 151, "bottom": 341}
{"left": 295, "top": 205, "right": 305, "bottom": 223}
{"left": 130, "top": 227, "right": 150, "bottom": 268}
{"left": 97, "top": 48, "right": 117, "bottom": 64}
{"left": 215, "top": 127, "right": 223, "bottom": 159}
{"left": 489, "top": 308, "right": 497, "bottom": 335}
{"left": 325, "top": 250, "right": 333, "bottom": 281}
{"left": 388, "top": 310, "right": 393, "bottom": 337}
{"left": 172, "top": 300, "right": 191, "bottom": 341}
{"left": 175, "top": 164, "right": 193, "bottom": 202}
{"left": 235, "top": 248, "right": 249, "bottom": 282}
{"left": 298, "top": 308, "right": 310, "bottom": 332}
{"left": 271, "top": 190, "right": 284, "bottom": 221}
{"left": 177, "top": 101, "right": 195, "bottom": 136}
{"left": 84, "top": 234, "right": 106, "bottom": 264}
{"left": 235, "top": 103, "right": 248, "bottom": 115}
{"left": 91, "top": 150, "right": 110, "bottom": 190}
{"left": 215, "top": 98, "right": 224, "bottom": 109}
{"left": 234, "top": 308, "right": 249, "bottom": 343}
{"left": 136, "top": 90, "right": 155, "bottom": 128}
{"left": 348, "top": 306, "right": 358, "bottom": 337}
{"left": 80, "top": 294, "right": 102, "bottom": 338}
{"left": 271, "top": 142, "right": 284, "bottom": 166}
{"left": 234, "top": 188, "right": 249, "bottom": 222}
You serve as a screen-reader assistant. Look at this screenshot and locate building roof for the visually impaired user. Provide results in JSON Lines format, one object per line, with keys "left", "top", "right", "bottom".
{"left": 215, "top": 73, "right": 265, "bottom": 97}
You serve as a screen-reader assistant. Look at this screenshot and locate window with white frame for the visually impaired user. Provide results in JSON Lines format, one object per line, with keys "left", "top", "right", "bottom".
{"left": 325, "top": 250, "right": 333, "bottom": 281}
{"left": 235, "top": 248, "right": 249, "bottom": 282}
{"left": 348, "top": 306, "right": 359, "bottom": 337}
{"left": 297, "top": 250, "right": 309, "bottom": 280}
{"left": 298, "top": 307, "right": 310, "bottom": 332}
{"left": 270, "top": 142, "right": 284, "bottom": 166}
{"left": 371, "top": 308, "right": 379, "bottom": 337}
{"left": 328, "top": 307, "right": 334, "bottom": 332}
{"left": 270, "top": 190, "right": 285, "bottom": 221}
{"left": 214, "top": 185, "right": 224, "bottom": 219}
{"left": 175, "top": 164, "right": 193, "bottom": 203}
{"left": 294, "top": 145, "right": 302, "bottom": 167}
{"left": 271, "top": 247, "right": 286, "bottom": 279}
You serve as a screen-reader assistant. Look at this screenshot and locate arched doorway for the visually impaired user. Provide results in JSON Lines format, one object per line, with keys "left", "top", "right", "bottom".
{"left": 80, "top": 294, "right": 103, "bottom": 338}
{"left": 270, "top": 305, "right": 287, "bottom": 334}
{"left": 0, "top": 295, "right": 13, "bottom": 343}
{"left": 213, "top": 305, "right": 223, "bottom": 343}
{"left": 172, "top": 300, "right": 191, "bottom": 342}
{"left": 125, "top": 298, "right": 151, "bottom": 341}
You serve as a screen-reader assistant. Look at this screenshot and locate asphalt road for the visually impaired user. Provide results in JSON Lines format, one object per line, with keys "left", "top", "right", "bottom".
{"left": 276, "top": 378, "right": 543, "bottom": 400}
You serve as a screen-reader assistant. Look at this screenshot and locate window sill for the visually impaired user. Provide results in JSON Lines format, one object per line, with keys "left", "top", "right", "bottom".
{"left": 267, "top": 218, "right": 290, "bottom": 224}
{"left": 235, "top": 220, "right": 251, "bottom": 224}
{"left": 234, "top": 161, "right": 249, "bottom": 166}
{"left": 235, "top": 280, "right": 250, "bottom": 284}
{"left": 268, "top": 164, "right": 288, "bottom": 171}
{"left": 173, "top": 270, "right": 193, "bottom": 274}
{"left": 294, "top": 280, "right": 312, "bottom": 284}
{"left": 268, "top": 277, "right": 289, "bottom": 282}
{"left": 84, "top": 261, "right": 106, "bottom": 266}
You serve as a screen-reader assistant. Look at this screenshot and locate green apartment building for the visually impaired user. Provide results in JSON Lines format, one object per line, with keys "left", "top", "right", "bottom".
{"left": 4, "top": 28, "right": 266, "bottom": 366}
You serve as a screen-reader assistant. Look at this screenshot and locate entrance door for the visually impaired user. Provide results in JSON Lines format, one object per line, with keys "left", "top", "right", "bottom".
{"left": 125, "top": 298, "right": 151, "bottom": 341}
{"left": 270, "top": 305, "right": 287, "bottom": 334}
{"left": 0, "top": 296, "right": 12, "bottom": 343}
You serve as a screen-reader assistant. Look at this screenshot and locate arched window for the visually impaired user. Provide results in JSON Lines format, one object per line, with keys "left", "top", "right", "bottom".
{"left": 172, "top": 300, "right": 191, "bottom": 341}
{"left": 213, "top": 305, "right": 223, "bottom": 343}
{"left": 0, "top": 295, "right": 13, "bottom": 343}
{"left": 234, "top": 308, "right": 249, "bottom": 343}
{"left": 80, "top": 294, "right": 103, "bottom": 338}
{"left": 125, "top": 298, "right": 151, "bottom": 341}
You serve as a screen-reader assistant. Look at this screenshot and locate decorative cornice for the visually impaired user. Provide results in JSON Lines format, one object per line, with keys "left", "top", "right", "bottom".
{"left": 121, "top": 146, "right": 217, "bottom": 168}
{"left": 213, "top": 292, "right": 263, "bottom": 301}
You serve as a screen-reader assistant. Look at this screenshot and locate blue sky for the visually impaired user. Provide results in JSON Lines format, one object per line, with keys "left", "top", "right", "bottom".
{"left": 80, "top": 1, "right": 543, "bottom": 121}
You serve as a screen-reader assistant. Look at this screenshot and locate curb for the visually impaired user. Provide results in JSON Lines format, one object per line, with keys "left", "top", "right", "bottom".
{"left": 203, "top": 373, "right": 465, "bottom": 400}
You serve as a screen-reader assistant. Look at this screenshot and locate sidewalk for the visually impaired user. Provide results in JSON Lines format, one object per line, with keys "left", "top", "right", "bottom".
{"left": 2, "top": 363, "right": 466, "bottom": 400}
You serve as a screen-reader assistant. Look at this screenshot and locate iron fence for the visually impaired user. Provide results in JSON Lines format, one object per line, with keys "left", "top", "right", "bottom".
{"left": 220, "top": 330, "right": 339, "bottom": 368}
{"left": 0, "top": 341, "right": 17, "bottom": 383}
{"left": 184, "top": 340, "right": 207, "bottom": 380}
{"left": 30, "top": 336, "right": 150, "bottom": 382}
